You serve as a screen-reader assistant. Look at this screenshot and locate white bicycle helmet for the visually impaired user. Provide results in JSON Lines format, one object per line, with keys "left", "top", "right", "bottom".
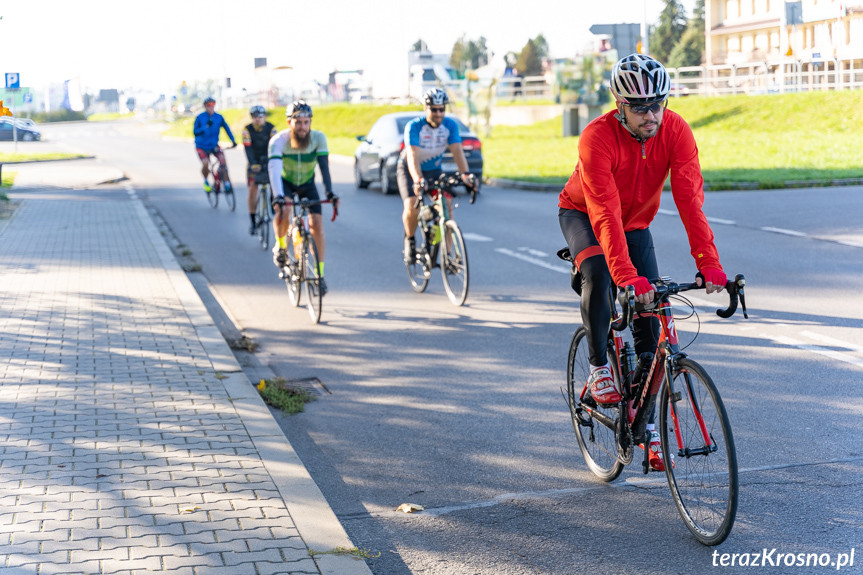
{"left": 423, "top": 88, "right": 449, "bottom": 106}
{"left": 610, "top": 54, "right": 671, "bottom": 105}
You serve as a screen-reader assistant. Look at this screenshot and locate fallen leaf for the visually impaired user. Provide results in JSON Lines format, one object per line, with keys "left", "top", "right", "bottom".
{"left": 257, "top": 379, "right": 266, "bottom": 391}
{"left": 180, "top": 506, "right": 201, "bottom": 514}
{"left": 395, "top": 503, "right": 424, "bottom": 513}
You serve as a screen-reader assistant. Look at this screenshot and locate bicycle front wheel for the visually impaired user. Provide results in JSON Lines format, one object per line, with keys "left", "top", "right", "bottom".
{"left": 257, "top": 185, "right": 270, "bottom": 250}
{"left": 659, "top": 358, "right": 738, "bottom": 546}
{"left": 303, "top": 235, "right": 323, "bottom": 324}
{"left": 206, "top": 184, "right": 218, "bottom": 208}
{"left": 440, "top": 219, "right": 469, "bottom": 306}
{"left": 405, "top": 223, "right": 431, "bottom": 293}
{"left": 225, "top": 186, "right": 236, "bottom": 211}
{"left": 567, "top": 326, "right": 624, "bottom": 482}
{"left": 285, "top": 249, "right": 301, "bottom": 308}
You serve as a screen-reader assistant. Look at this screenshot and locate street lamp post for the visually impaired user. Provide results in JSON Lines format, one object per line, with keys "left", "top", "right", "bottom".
{"left": 641, "top": 0, "right": 650, "bottom": 55}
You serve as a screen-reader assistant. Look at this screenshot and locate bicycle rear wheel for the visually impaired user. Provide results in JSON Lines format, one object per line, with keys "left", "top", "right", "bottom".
{"left": 567, "top": 326, "right": 624, "bottom": 482}
{"left": 440, "top": 219, "right": 469, "bottom": 306}
{"left": 303, "top": 236, "right": 323, "bottom": 323}
{"left": 405, "top": 223, "right": 431, "bottom": 293}
{"left": 659, "top": 358, "right": 738, "bottom": 546}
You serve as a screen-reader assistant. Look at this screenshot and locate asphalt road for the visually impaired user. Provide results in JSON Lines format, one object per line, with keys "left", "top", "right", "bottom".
{"left": 41, "top": 119, "right": 863, "bottom": 574}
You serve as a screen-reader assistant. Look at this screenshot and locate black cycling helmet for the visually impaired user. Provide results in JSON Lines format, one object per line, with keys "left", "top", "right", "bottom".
{"left": 203, "top": 97, "right": 216, "bottom": 106}
{"left": 286, "top": 100, "right": 313, "bottom": 119}
{"left": 423, "top": 88, "right": 449, "bottom": 107}
{"left": 250, "top": 105, "right": 266, "bottom": 117}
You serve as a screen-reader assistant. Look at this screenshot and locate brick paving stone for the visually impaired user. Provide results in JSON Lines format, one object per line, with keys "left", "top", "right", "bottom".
{"left": 0, "top": 198, "right": 321, "bottom": 574}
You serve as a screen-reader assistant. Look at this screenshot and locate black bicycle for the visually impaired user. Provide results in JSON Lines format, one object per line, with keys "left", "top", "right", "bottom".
{"left": 278, "top": 195, "right": 338, "bottom": 324}
{"left": 251, "top": 162, "right": 271, "bottom": 250}
{"left": 405, "top": 172, "right": 477, "bottom": 306}
{"left": 560, "top": 247, "right": 747, "bottom": 545}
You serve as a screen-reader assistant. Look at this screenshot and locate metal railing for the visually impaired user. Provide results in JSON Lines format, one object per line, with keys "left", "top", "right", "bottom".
{"left": 668, "top": 55, "right": 863, "bottom": 96}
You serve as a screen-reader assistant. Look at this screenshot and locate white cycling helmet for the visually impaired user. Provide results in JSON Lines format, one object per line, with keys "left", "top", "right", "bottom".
{"left": 610, "top": 54, "right": 671, "bottom": 105}
{"left": 423, "top": 88, "right": 449, "bottom": 107}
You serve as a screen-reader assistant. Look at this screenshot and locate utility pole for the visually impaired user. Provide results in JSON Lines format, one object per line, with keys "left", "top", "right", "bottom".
{"left": 641, "top": 0, "right": 651, "bottom": 55}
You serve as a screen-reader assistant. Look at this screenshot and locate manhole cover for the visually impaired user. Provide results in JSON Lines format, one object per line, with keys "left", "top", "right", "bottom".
{"left": 276, "top": 377, "right": 330, "bottom": 397}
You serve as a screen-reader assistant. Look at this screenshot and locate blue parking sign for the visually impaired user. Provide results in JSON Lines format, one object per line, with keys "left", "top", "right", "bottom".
{"left": 5, "top": 73, "right": 20, "bottom": 89}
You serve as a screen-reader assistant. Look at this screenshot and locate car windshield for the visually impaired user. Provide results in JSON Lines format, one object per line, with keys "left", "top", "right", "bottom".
{"left": 396, "top": 115, "right": 470, "bottom": 136}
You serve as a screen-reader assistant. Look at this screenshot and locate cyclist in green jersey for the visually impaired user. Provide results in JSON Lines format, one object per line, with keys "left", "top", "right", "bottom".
{"left": 268, "top": 100, "right": 339, "bottom": 295}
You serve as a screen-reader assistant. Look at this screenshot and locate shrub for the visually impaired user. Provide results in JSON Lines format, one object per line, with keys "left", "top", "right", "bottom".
{"left": 30, "top": 109, "right": 87, "bottom": 123}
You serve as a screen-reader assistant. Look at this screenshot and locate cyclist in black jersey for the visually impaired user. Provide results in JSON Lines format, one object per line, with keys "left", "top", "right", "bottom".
{"left": 242, "top": 106, "right": 278, "bottom": 234}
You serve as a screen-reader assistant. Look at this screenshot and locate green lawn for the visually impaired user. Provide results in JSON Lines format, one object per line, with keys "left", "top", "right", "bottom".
{"left": 164, "top": 92, "right": 863, "bottom": 189}
{"left": 0, "top": 152, "right": 89, "bottom": 163}
{"left": 1, "top": 170, "right": 16, "bottom": 188}
{"left": 87, "top": 112, "right": 135, "bottom": 122}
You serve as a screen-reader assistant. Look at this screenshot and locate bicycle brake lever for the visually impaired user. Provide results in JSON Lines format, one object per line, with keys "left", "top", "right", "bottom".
{"left": 736, "top": 274, "right": 748, "bottom": 319}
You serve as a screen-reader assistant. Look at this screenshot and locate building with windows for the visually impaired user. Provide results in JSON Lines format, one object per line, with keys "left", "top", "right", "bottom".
{"left": 706, "top": 0, "right": 863, "bottom": 64}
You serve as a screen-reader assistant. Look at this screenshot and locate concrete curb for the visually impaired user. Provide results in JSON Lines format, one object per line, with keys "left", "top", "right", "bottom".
{"left": 0, "top": 155, "right": 95, "bottom": 164}
{"left": 488, "top": 176, "right": 863, "bottom": 193}
{"left": 125, "top": 182, "right": 373, "bottom": 575}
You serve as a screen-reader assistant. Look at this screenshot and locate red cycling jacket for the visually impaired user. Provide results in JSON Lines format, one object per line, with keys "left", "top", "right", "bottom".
{"left": 558, "top": 108, "right": 721, "bottom": 285}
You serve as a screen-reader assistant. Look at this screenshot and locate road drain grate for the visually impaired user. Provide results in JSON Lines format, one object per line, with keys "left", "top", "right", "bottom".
{"left": 275, "top": 377, "right": 330, "bottom": 397}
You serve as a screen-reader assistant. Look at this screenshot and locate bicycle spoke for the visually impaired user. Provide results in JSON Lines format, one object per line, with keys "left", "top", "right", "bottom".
{"left": 661, "top": 359, "right": 738, "bottom": 545}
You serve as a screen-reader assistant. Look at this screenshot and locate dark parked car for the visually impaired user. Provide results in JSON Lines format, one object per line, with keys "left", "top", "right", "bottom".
{"left": 354, "top": 112, "right": 483, "bottom": 194}
{"left": 0, "top": 118, "right": 41, "bottom": 141}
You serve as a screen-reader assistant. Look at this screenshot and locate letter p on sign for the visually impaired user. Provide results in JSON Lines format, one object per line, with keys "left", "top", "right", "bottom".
{"left": 5, "top": 73, "right": 19, "bottom": 89}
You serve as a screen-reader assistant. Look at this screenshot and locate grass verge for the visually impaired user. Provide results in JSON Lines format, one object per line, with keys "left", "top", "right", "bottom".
{"left": 164, "top": 91, "right": 863, "bottom": 189}
{"left": 1, "top": 170, "right": 16, "bottom": 189}
{"left": 87, "top": 112, "right": 135, "bottom": 122}
{"left": 0, "top": 152, "right": 89, "bottom": 163}
{"left": 257, "top": 378, "right": 316, "bottom": 414}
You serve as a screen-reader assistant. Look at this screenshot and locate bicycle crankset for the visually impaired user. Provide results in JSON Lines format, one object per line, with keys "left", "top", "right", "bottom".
{"left": 616, "top": 411, "right": 634, "bottom": 465}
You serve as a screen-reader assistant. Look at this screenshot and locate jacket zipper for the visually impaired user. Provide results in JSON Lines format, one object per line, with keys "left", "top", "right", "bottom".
{"left": 641, "top": 140, "right": 646, "bottom": 160}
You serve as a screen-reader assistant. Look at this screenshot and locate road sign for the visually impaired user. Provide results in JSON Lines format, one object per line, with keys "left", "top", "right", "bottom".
{"left": 23, "top": 93, "right": 32, "bottom": 104}
{"left": 5, "top": 73, "right": 20, "bottom": 89}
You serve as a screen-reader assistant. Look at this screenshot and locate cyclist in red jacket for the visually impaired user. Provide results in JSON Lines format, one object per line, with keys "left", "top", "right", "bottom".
{"left": 558, "top": 54, "right": 727, "bottom": 471}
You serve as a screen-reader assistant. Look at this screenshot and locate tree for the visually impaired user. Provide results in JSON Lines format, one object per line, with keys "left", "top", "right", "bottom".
{"left": 450, "top": 35, "right": 489, "bottom": 75}
{"left": 667, "top": 0, "right": 705, "bottom": 68}
{"left": 516, "top": 35, "right": 547, "bottom": 76}
{"left": 650, "top": 0, "right": 688, "bottom": 64}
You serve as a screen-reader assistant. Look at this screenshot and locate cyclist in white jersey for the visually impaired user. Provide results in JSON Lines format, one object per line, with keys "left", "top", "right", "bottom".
{"left": 398, "top": 88, "right": 476, "bottom": 262}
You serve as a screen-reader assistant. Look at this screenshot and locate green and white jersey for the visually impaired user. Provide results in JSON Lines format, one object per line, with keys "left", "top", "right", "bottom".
{"left": 267, "top": 129, "right": 328, "bottom": 193}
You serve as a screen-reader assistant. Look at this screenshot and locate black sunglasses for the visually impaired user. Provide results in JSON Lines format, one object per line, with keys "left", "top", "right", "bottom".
{"left": 628, "top": 100, "right": 667, "bottom": 115}
{"left": 428, "top": 106, "right": 446, "bottom": 113}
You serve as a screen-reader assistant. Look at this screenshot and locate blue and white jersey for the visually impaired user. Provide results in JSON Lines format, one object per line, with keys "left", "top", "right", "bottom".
{"left": 404, "top": 116, "right": 462, "bottom": 172}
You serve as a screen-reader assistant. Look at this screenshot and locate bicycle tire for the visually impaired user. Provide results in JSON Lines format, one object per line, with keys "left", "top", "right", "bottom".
{"left": 440, "top": 219, "right": 469, "bottom": 306}
{"left": 257, "top": 184, "right": 270, "bottom": 250}
{"left": 285, "top": 243, "right": 301, "bottom": 308}
{"left": 405, "top": 222, "right": 431, "bottom": 293}
{"left": 659, "top": 358, "right": 738, "bottom": 546}
{"left": 225, "top": 187, "right": 236, "bottom": 211}
{"left": 304, "top": 235, "right": 323, "bottom": 324}
{"left": 567, "top": 326, "right": 624, "bottom": 482}
{"left": 206, "top": 186, "right": 218, "bottom": 208}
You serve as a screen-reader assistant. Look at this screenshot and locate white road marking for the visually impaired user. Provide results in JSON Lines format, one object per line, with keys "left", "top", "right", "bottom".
{"left": 707, "top": 216, "right": 736, "bottom": 225}
{"left": 800, "top": 330, "right": 863, "bottom": 354}
{"left": 657, "top": 208, "right": 676, "bottom": 216}
{"left": 462, "top": 232, "right": 494, "bottom": 242}
{"left": 517, "top": 247, "right": 550, "bottom": 257}
{"left": 763, "top": 334, "right": 863, "bottom": 368}
{"left": 835, "top": 239, "right": 863, "bottom": 248}
{"left": 761, "top": 226, "right": 807, "bottom": 237}
{"left": 495, "top": 248, "right": 569, "bottom": 274}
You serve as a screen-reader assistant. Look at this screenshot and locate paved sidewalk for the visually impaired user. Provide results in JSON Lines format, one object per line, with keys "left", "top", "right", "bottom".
{"left": 0, "top": 178, "right": 372, "bottom": 573}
